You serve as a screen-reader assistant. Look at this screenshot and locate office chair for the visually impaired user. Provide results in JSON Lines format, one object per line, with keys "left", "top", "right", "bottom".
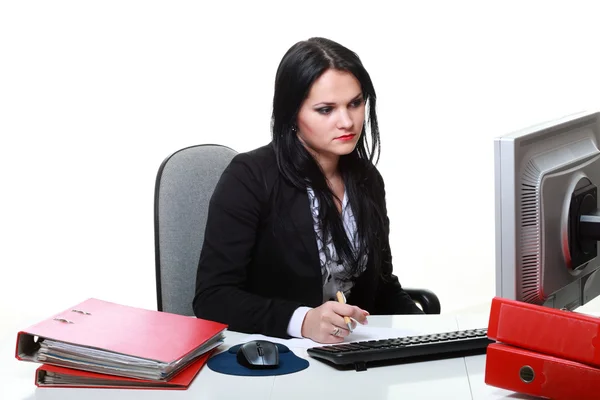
{"left": 154, "top": 144, "right": 441, "bottom": 316}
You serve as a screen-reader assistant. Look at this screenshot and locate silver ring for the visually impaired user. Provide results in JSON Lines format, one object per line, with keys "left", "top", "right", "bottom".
{"left": 332, "top": 327, "right": 341, "bottom": 336}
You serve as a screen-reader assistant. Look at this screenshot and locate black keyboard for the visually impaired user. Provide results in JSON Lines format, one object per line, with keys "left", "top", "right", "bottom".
{"left": 307, "top": 327, "right": 492, "bottom": 371}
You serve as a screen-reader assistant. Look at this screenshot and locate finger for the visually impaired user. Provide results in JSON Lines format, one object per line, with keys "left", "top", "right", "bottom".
{"left": 314, "top": 324, "right": 345, "bottom": 344}
{"left": 327, "top": 313, "right": 354, "bottom": 335}
{"left": 328, "top": 324, "right": 350, "bottom": 339}
{"left": 348, "top": 306, "right": 369, "bottom": 324}
{"left": 330, "top": 303, "right": 369, "bottom": 324}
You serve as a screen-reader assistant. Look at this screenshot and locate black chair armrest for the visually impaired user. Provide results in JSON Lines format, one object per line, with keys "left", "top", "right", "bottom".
{"left": 405, "top": 288, "right": 441, "bottom": 314}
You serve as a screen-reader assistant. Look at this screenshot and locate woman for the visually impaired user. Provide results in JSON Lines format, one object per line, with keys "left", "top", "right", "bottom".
{"left": 193, "top": 37, "right": 422, "bottom": 344}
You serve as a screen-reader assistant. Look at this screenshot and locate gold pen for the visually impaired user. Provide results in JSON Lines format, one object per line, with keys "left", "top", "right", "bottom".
{"left": 336, "top": 291, "right": 353, "bottom": 332}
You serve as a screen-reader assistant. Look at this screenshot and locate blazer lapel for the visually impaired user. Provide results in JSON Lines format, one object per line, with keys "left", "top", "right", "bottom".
{"left": 286, "top": 187, "right": 321, "bottom": 277}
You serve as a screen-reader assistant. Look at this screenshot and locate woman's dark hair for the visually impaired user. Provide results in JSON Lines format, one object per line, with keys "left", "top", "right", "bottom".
{"left": 271, "top": 37, "right": 386, "bottom": 280}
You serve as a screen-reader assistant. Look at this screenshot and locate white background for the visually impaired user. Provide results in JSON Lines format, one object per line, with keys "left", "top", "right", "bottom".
{"left": 1, "top": 1, "right": 600, "bottom": 341}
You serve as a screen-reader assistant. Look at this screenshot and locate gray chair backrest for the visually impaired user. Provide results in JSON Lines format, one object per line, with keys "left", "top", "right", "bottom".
{"left": 154, "top": 144, "right": 237, "bottom": 316}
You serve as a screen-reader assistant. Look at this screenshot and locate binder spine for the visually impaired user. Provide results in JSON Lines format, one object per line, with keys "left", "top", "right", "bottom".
{"left": 16, "top": 332, "right": 39, "bottom": 362}
{"left": 488, "top": 297, "right": 600, "bottom": 367}
{"left": 485, "top": 343, "right": 600, "bottom": 400}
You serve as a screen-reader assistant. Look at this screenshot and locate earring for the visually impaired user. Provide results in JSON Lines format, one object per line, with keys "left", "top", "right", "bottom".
{"left": 291, "top": 125, "right": 297, "bottom": 132}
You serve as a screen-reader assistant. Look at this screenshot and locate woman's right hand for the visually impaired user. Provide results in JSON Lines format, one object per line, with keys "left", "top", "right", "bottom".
{"left": 301, "top": 301, "right": 369, "bottom": 344}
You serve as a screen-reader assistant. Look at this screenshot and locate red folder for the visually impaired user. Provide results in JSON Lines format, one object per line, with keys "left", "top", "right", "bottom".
{"left": 485, "top": 343, "right": 600, "bottom": 400}
{"left": 487, "top": 296, "right": 600, "bottom": 367}
{"left": 35, "top": 350, "right": 214, "bottom": 389}
{"left": 16, "top": 298, "right": 227, "bottom": 381}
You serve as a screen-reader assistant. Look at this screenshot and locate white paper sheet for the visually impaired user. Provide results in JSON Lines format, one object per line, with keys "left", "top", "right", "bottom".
{"left": 238, "top": 324, "right": 420, "bottom": 349}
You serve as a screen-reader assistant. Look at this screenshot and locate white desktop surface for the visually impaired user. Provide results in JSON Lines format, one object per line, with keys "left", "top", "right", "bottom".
{"left": 1, "top": 313, "right": 531, "bottom": 400}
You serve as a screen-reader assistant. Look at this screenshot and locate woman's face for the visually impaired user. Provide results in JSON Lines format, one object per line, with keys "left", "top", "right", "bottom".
{"left": 296, "top": 69, "right": 365, "bottom": 161}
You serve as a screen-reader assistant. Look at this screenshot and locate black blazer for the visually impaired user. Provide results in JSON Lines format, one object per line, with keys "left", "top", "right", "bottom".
{"left": 193, "top": 143, "right": 422, "bottom": 338}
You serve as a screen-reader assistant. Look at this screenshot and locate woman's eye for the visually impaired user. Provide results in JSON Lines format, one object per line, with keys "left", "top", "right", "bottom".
{"left": 350, "top": 99, "right": 363, "bottom": 108}
{"left": 317, "top": 107, "right": 333, "bottom": 115}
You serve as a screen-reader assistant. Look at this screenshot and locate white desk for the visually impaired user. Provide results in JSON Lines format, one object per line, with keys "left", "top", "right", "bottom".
{"left": 1, "top": 314, "right": 529, "bottom": 400}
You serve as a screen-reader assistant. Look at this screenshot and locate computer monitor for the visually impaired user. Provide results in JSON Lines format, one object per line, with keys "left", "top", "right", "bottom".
{"left": 495, "top": 110, "right": 600, "bottom": 310}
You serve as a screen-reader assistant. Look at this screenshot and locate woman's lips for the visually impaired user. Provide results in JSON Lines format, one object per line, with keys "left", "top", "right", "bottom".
{"left": 335, "top": 134, "right": 356, "bottom": 141}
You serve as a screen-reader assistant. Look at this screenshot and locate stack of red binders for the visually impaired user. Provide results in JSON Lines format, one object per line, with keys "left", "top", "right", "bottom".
{"left": 485, "top": 296, "right": 600, "bottom": 399}
{"left": 15, "top": 298, "right": 227, "bottom": 389}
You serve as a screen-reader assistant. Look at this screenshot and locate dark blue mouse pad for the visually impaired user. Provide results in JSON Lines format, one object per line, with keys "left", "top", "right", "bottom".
{"left": 207, "top": 343, "right": 309, "bottom": 376}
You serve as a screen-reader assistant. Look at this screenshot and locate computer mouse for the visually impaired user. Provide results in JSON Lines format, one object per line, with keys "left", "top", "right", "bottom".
{"left": 236, "top": 340, "right": 279, "bottom": 369}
